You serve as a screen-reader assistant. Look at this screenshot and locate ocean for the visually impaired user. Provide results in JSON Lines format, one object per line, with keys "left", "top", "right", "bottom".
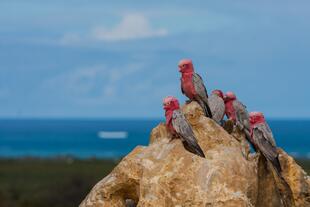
{"left": 0, "top": 119, "right": 309, "bottom": 158}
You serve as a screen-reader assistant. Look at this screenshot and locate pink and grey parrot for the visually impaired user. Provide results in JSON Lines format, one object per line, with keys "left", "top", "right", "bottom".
{"left": 224, "top": 91, "right": 250, "bottom": 133}
{"left": 178, "top": 59, "right": 212, "bottom": 118}
{"left": 250, "top": 112, "right": 295, "bottom": 206}
{"left": 208, "top": 89, "right": 225, "bottom": 123}
{"left": 163, "top": 96, "right": 205, "bottom": 158}
{"left": 249, "top": 112, "right": 281, "bottom": 174}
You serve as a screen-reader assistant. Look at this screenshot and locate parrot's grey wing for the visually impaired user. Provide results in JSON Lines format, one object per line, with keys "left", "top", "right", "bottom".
{"left": 208, "top": 94, "right": 225, "bottom": 123}
{"left": 253, "top": 127, "right": 281, "bottom": 173}
{"left": 257, "top": 124, "right": 276, "bottom": 147}
{"left": 192, "top": 73, "right": 212, "bottom": 118}
{"left": 266, "top": 124, "right": 276, "bottom": 146}
{"left": 180, "top": 78, "right": 185, "bottom": 95}
{"left": 192, "top": 73, "right": 208, "bottom": 98}
{"left": 172, "top": 110, "right": 205, "bottom": 158}
{"left": 233, "top": 100, "right": 250, "bottom": 131}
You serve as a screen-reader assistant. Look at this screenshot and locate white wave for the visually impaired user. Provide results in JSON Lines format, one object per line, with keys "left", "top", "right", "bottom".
{"left": 289, "top": 151, "right": 300, "bottom": 158}
{"left": 98, "top": 131, "right": 128, "bottom": 139}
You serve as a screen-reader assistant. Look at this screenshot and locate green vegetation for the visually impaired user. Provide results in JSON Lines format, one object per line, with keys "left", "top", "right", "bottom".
{"left": 0, "top": 158, "right": 309, "bottom": 207}
{"left": 0, "top": 158, "right": 118, "bottom": 207}
{"left": 296, "top": 158, "right": 310, "bottom": 174}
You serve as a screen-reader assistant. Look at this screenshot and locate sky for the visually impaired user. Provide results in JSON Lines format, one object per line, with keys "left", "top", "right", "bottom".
{"left": 0, "top": 1, "right": 310, "bottom": 119}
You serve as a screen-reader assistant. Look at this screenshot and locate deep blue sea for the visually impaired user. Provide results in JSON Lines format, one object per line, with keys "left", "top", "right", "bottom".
{"left": 0, "top": 119, "right": 309, "bottom": 158}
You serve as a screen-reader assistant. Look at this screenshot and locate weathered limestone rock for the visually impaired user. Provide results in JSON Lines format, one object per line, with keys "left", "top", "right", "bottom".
{"left": 255, "top": 155, "right": 285, "bottom": 207}
{"left": 80, "top": 102, "right": 310, "bottom": 207}
{"left": 278, "top": 149, "right": 310, "bottom": 207}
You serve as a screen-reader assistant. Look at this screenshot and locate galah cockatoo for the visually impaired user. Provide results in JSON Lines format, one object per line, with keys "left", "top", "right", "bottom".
{"left": 178, "top": 59, "right": 212, "bottom": 118}
{"left": 249, "top": 112, "right": 281, "bottom": 174}
{"left": 250, "top": 112, "right": 295, "bottom": 206}
{"left": 163, "top": 96, "right": 205, "bottom": 158}
{"left": 208, "top": 89, "right": 225, "bottom": 123}
{"left": 224, "top": 91, "right": 250, "bottom": 133}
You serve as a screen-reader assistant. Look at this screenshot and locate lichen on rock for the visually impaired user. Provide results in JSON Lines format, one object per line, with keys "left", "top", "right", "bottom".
{"left": 80, "top": 102, "right": 310, "bottom": 207}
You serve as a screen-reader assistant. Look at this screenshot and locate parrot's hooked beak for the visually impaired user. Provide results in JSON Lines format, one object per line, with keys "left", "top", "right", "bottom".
{"left": 163, "top": 103, "right": 169, "bottom": 110}
{"left": 178, "top": 65, "right": 183, "bottom": 72}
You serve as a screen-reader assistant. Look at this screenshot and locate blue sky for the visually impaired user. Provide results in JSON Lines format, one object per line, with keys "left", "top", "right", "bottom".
{"left": 1, "top": 1, "right": 310, "bottom": 118}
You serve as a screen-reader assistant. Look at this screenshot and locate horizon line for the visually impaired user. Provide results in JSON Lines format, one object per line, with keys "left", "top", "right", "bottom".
{"left": 0, "top": 117, "right": 310, "bottom": 121}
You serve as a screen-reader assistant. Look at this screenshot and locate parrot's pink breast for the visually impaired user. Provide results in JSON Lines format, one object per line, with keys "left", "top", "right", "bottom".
{"left": 181, "top": 73, "right": 196, "bottom": 99}
{"left": 165, "top": 110, "right": 176, "bottom": 134}
{"left": 250, "top": 125, "right": 254, "bottom": 140}
{"left": 225, "top": 101, "right": 236, "bottom": 121}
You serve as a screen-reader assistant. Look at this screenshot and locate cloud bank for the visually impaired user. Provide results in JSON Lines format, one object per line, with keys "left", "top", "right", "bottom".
{"left": 60, "top": 13, "right": 168, "bottom": 45}
{"left": 92, "top": 14, "right": 167, "bottom": 41}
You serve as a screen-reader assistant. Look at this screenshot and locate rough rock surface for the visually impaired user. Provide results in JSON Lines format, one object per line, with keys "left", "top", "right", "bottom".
{"left": 278, "top": 149, "right": 310, "bottom": 207}
{"left": 80, "top": 102, "right": 310, "bottom": 207}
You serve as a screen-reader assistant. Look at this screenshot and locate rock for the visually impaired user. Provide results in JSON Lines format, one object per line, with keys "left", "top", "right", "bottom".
{"left": 278, "top": 149, "right": 310, "bottom": 207}
{"left": 255, "top": 155, "right": 288, "bottom": 207}
{"left": 80, "top": 102, "right": 309, "bottom": 207}
{"left": 125, "top": 199, "right": 137, "bottom": 207}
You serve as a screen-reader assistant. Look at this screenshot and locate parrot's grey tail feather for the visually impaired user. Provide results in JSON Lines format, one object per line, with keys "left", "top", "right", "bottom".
{"left": 204, "top": 101, "right": 213, "bottom": 119}
{"left": 183, "top": 141, "right": 205, "bottom": 158}
{"left": 196, "top": 98, "right": 213, "bottom": 118}
{"left": 194, "top": 146, "right": 206, "bottom": 158}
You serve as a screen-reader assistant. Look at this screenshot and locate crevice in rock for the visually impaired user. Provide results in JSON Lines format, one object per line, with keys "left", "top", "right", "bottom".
{"left": 125, "top": 198, "right": 137, "bottom": 207}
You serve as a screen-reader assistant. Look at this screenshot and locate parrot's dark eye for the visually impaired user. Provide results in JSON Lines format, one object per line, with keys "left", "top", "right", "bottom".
{"left": 183, "top": 65, "right": 186, "bottom": 68}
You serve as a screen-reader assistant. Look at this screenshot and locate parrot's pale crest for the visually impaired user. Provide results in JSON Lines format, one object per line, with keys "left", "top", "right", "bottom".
{"left": 249, "top": 112, "right": 265, "bottom": 125}
{"left": 212, "top": 90, "right": 224, "bottom": 99}
{"left": 178, "top": 59, "right": 194, "bottom": 73}
{"left": 224, "top": 91, "right": 236, "bottom": 102}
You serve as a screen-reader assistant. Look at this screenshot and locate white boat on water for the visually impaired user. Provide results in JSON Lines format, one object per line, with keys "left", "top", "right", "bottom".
{"left": 97, "top": 131, "right": 128, "bottom": 139}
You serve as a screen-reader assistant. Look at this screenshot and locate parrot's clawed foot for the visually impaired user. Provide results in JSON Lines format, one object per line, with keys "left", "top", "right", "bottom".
{"left": 238, "top": 124, "right": 244, "bottom": 131}
{"left": 169, "top": 134, "right": 178, "bottom": 142}
{"left": 223, "top": 120, "right": 234, "bottom": 134}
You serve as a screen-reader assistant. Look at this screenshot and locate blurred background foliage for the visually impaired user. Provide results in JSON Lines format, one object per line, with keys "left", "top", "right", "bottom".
{"left": 0, "top": 158, "right": 118, "bottom": 207}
